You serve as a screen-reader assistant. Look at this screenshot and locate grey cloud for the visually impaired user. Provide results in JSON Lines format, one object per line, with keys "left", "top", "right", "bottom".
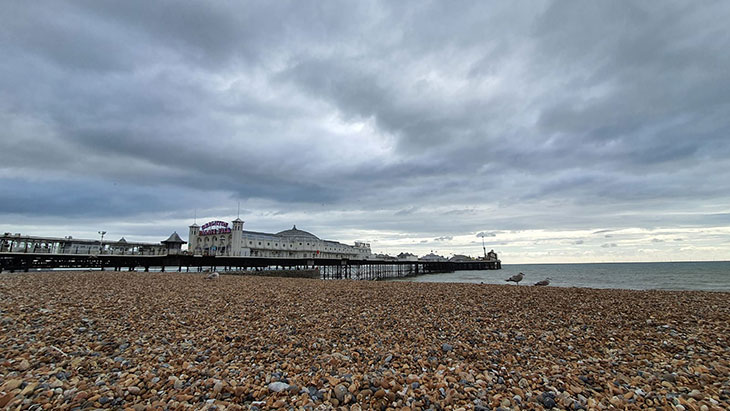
{"left": 434, "top": 236, "right": 453, "bottom": 242}
{"left": 1, "top": 1, "right": 729, "bottom": 259}
{"left": 601, "top": 243, "right": 618, "bottom": 248}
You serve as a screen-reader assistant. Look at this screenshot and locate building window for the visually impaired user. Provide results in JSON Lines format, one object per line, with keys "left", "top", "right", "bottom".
{"left": 267, "top": 243, "right": 270, "bottom": 246}
{"left": 258, "top": 242, "right": 261, "bottom": 245}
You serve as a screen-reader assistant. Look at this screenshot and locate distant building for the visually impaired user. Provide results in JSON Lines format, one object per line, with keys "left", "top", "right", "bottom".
{"left": 161, "top": 232, "right": 186, "bottom": 255}
{"left": 485, "top": 249, "right": 499, "bottom": 262}
{"left": 0, "top": 232, "right": 179, "bottom": 255}
{"left": 187, "top": 219, "right": 372, "bottom": 259}
{"left": 397, "top": 252, "right": 418, "bottom": 261}
{"left": 449, "top": 254, "right": 474, "bottom": 262}
{"left": 419, "top": 252, "right": 447, "bottom": 262}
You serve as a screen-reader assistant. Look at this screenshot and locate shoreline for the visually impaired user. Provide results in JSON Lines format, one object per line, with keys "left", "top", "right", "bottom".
{"left": 1, "top": 271, "right": 728, "bottom": 409}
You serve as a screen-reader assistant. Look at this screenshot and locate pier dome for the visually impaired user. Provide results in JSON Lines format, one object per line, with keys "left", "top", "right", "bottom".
{"left": 276, "top": 225, "right": 319, "bottom": 240}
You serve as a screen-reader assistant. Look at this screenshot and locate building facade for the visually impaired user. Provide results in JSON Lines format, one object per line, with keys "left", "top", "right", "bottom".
{"left": 187, "top": 219, "right": 372, "bottom": 259}
{"left": 0, "top": 232, "right": 184, "bottom": 255}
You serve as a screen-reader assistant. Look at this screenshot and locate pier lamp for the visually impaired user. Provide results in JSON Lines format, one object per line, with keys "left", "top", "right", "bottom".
{"left": 98, "top": 231, "right": 106, "bottom": 254}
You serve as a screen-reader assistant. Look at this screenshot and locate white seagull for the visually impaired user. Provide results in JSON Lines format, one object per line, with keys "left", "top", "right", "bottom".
{"left": 505, "top": 272, "right": 524, "bottom": 284}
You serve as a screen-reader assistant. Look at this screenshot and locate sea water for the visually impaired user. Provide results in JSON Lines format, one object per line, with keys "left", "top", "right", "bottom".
{"left": 394, "top": 261, "right": 730, "bottom": 291}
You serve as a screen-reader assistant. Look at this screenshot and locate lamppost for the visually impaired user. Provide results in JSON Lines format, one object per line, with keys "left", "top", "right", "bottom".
{"left": 98, "top": 231, "right": 106, "bottom": 254}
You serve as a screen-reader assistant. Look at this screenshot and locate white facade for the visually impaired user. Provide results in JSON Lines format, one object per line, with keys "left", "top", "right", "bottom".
{"left": 0, "top": 233, "right": 173, "bottom": 255}
{"left": 187, "top": 219, "right": 372, "bottom": 259}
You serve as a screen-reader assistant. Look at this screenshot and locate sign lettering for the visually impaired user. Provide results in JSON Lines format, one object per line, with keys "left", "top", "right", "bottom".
{"left": 200, "top": 220, "right": 232, "bottom": 236}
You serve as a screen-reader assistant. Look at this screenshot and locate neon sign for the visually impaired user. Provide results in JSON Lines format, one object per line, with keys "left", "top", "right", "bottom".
{"left": 200, "top": 220, "right": 231, "bottom": 236}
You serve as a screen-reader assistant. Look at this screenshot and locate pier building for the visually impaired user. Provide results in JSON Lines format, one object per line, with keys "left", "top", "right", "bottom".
{"left": 187, "top": 219, "right": 371, "bottom": 259}
{"left": 0, "top": 232, "right": 184, "bottom": 255}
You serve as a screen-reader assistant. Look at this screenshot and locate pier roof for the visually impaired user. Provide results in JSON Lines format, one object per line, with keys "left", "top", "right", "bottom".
{"left": 276, "top": 225, "right": 319, "bottom": 240}
{"left": 162, "top": 232, "right": 186, "bottom": 244}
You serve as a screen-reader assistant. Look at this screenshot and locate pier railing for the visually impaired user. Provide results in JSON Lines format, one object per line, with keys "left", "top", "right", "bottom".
{"left": 0, "top": 253, "right": 501, "bottom": 279}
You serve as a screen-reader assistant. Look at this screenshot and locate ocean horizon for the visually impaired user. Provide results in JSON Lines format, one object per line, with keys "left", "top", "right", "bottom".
{"left": 395, "top": 260, "right": 730, "bottom": 291}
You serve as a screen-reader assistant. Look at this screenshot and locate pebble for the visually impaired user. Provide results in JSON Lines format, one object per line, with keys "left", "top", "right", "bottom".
{"left": 334, "top": 384, "right": 348, "bottom": 403}
{"left": 268, "top": 382, "right": 289, "bottom": 392}
{"left": 688, "top": 389, "right": 703, "bottom": 400}
{"left": 0, "top": 271, "right": 727, "bottom": 410}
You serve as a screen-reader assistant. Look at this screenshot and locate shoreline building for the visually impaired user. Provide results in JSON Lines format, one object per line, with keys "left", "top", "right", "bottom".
{"left": 0, "top": 232, "right": 184, "bottom": 255}
{"left": 187, "top": 219, "right": 371, "bottom": 259}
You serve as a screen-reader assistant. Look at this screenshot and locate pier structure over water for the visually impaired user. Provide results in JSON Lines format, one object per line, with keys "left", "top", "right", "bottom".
{"left": 0, "top": 253, "right": 501, "bottom": 280}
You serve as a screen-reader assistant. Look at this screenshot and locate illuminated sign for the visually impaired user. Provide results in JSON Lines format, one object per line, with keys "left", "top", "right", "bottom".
{"left": 200, "top": 220, "right": 231, "bottom": 236}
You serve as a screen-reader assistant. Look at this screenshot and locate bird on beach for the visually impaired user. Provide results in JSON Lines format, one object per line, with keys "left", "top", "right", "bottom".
{"left": 534, "top": 277, "right": 551, "bottom": 286}
{"left": 505, "top": 272, "right": 524, "bottom": 284}
{"left": 206, "top": 271, "right": 220, "bottom": 280}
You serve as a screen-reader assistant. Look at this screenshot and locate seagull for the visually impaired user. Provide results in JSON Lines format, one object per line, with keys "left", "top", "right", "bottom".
{"left": 206, "top": 271, "right": 220, "bottom": 280}
{"left": 534, "top": 277, "right": 551, "bottom": 286}
{"left": 506, "top": 272, "right": 524, "bottom": 284}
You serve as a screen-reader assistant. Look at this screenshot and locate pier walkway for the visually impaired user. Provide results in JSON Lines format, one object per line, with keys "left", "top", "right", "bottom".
{"left": 0, "top": 253, "right": 500, "bottom": 280}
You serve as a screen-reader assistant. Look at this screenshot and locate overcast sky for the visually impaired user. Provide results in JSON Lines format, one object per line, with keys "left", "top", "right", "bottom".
{"left": 1, "top": 1, "right": 729, "bottom": 263}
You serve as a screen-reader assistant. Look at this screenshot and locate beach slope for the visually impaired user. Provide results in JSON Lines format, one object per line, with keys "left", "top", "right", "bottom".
{"left": 1, "top": 272, "right": 728, "bottom": 409}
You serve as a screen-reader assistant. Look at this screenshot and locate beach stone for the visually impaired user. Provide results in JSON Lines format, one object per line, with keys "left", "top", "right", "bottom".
{"left": 0, "top": 393, "right": 15, "bottom": 408}
{"left": 542, "top": 395, "right": 557, "bottom": 408}
{"left": 18, "top": 358, "right": 30, "bottom": 370}
{"left": 268, "top": 382, "right": 290, "bottom": 392}
{"left": 334, "top": 384, "right": 347, "bottom": 403}
{"left": 170, "top": 377, "right": 183, "bottom": 390}
{"left": 442, "top": 343, "right": 453, "bottom": 352}
{"left": 3, "top": 379, "right": 23, "bottom": 391}
{"left": 128, "top": 386, "right": 140, "bottom": 395}
{"left": 688, "top": 389, "right": 703, "bottom": 400}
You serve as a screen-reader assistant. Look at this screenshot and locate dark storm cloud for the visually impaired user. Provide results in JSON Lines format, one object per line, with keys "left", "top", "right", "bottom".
{"left": 1, "top": 0, "right": 730, "bottom": 258}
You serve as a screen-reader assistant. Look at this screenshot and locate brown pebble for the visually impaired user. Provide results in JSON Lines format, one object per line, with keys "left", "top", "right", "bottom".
{"left": 0, "top": 393, "right": 15, "bottom": 408}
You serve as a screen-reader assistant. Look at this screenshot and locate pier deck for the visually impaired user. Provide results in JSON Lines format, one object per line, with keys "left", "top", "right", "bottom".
{"left": 0, "top": 253, "right": 500, "bottom": 280}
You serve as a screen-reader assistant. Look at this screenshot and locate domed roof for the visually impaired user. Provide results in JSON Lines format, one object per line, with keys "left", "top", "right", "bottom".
{"left": 276, "top": 225, "right": 319, "bottom": 240}
{"left": 162, "top": 231, "right": 186, "bottom": 244}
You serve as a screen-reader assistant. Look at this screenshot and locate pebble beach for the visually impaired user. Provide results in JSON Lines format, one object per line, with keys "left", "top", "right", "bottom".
{"left": 1, "top": 272, "right": 729, "bottom": 410}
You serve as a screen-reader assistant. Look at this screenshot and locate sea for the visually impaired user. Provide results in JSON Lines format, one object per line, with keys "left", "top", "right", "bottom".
{"left": 393, "top": 261, "right": 730, "bottom": 292}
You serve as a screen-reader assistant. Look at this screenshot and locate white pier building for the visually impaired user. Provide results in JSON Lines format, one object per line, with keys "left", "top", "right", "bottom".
{"left": 187, "top": 219, "right": 371, "bottom": 259}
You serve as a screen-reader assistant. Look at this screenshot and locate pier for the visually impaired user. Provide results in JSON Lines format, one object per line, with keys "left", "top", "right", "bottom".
{"left": 0, "top": 253, "right": 500, "bottom": 280}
